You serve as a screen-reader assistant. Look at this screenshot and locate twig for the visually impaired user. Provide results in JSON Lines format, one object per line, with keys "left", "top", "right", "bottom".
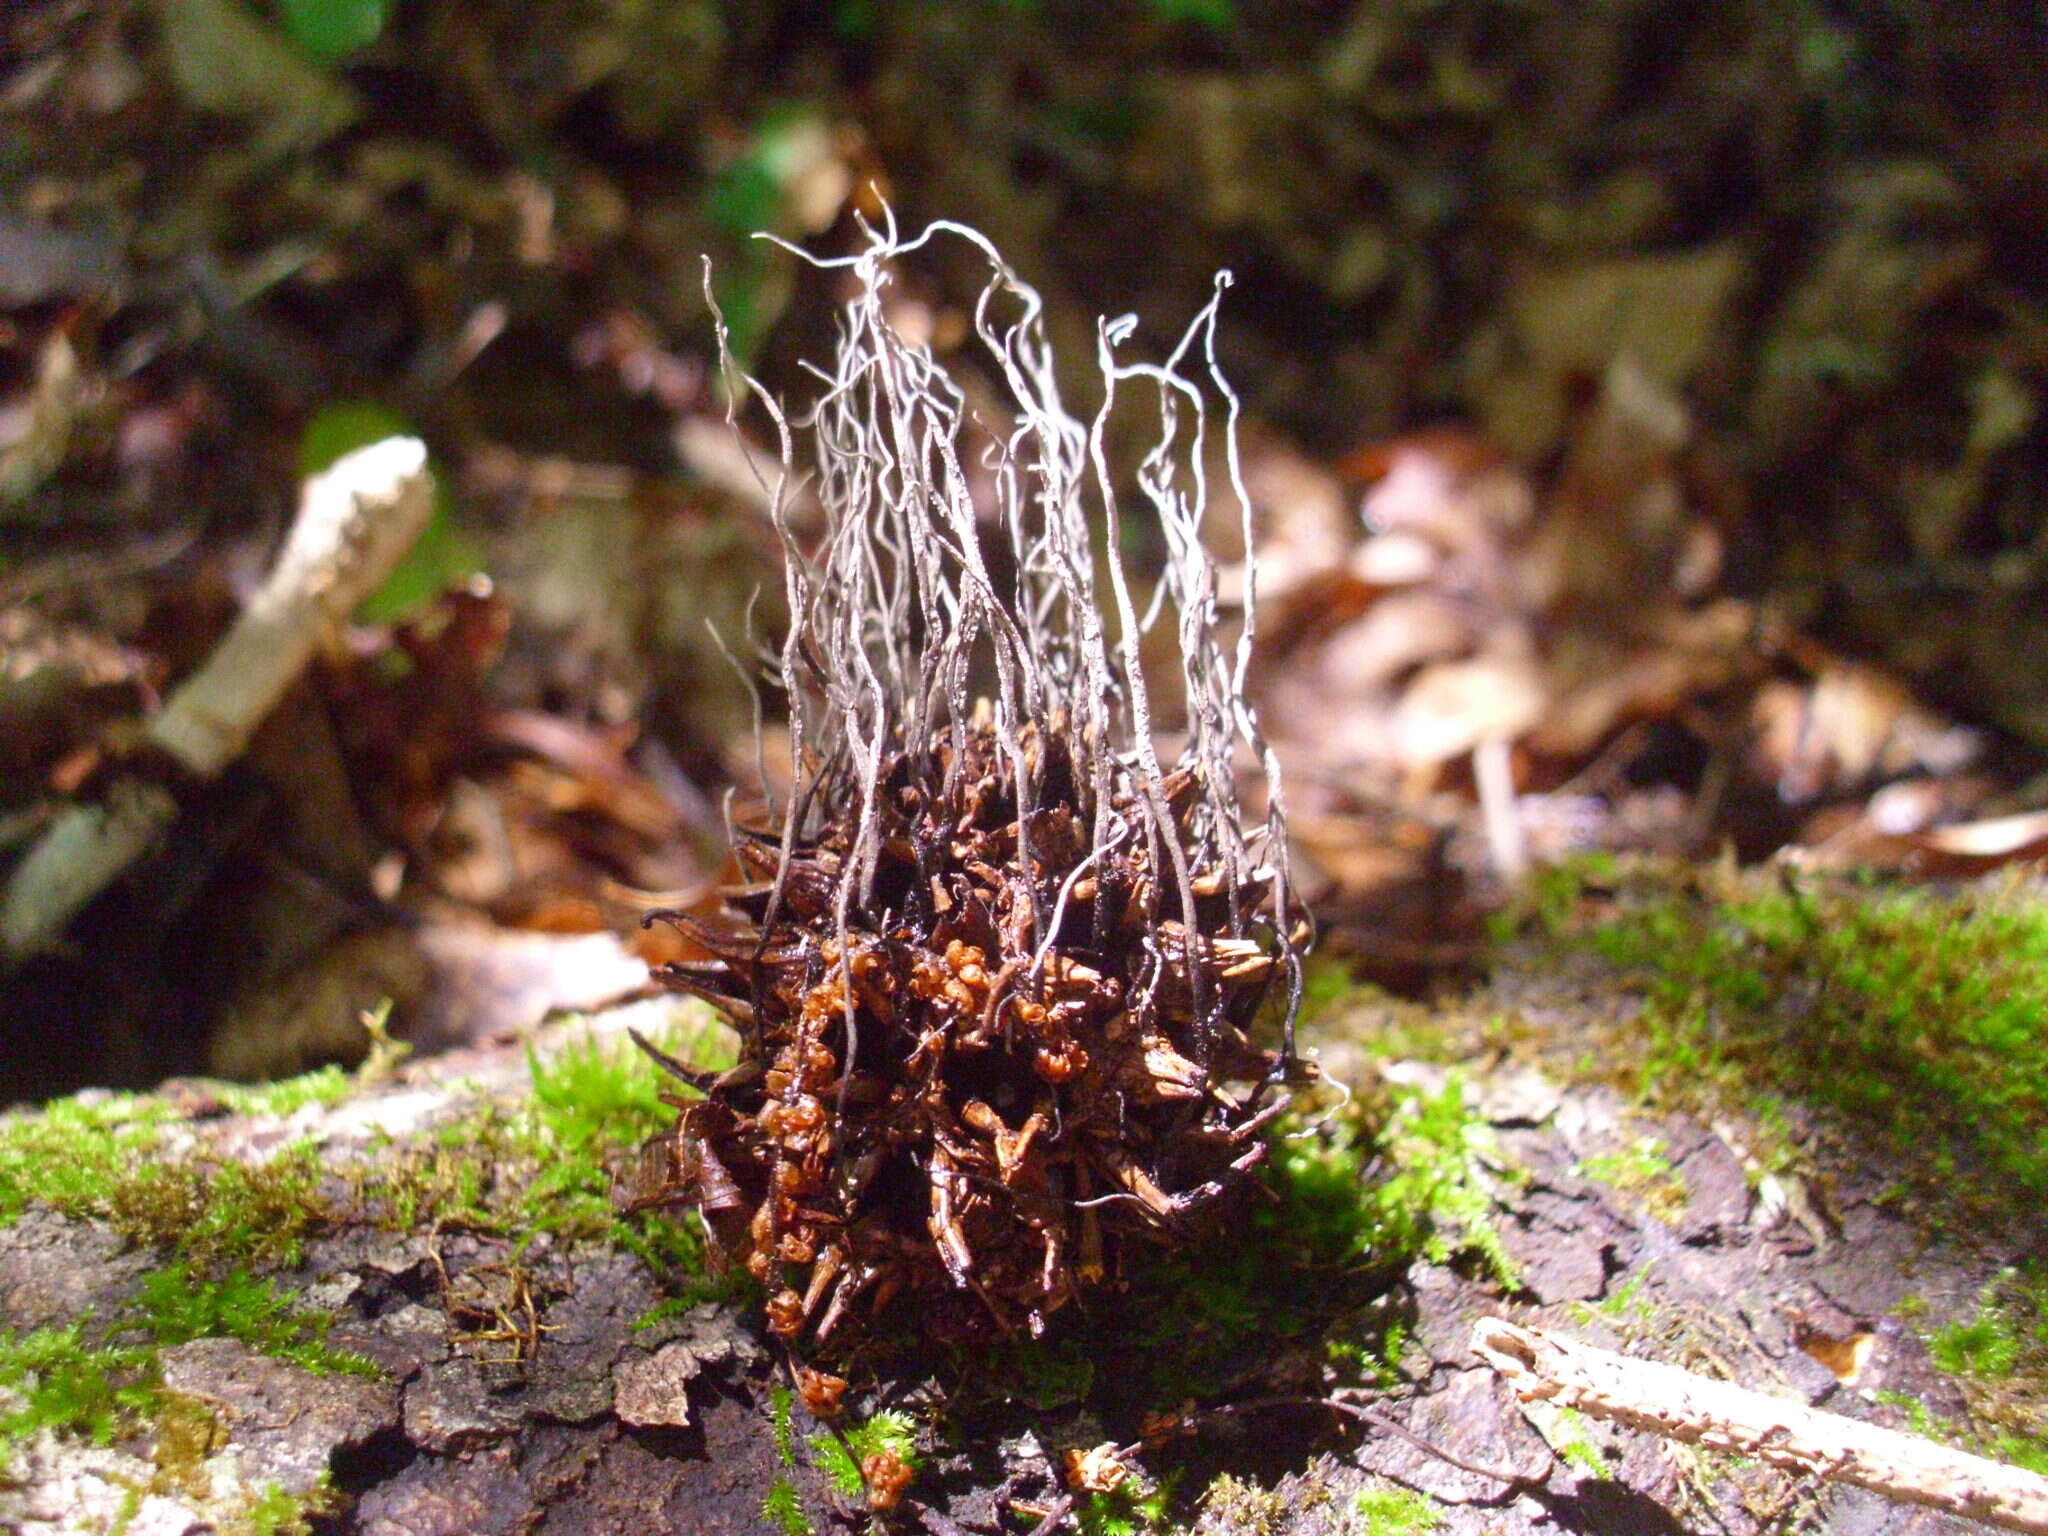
{"left": 1472, "top": 1318, "right": 2048, "bottom": 1535}
{"left": 2, "top": 438, "right": 434, "bottom": 965}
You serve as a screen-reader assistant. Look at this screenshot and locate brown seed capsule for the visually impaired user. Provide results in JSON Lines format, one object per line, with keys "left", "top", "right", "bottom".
{"left": 780, "top": 1096, "right": 826, "bottom": 1135}
{"left": 863, "top": 1451, "right": 914, "bottom": 1512}
{"left": 794, "top": 1365, "right": 848, "bottom": 1420}
{"left": 766, "top": 1289, "right": 806, "bottom": 1337}
{"left": 1033, "top": 1039, "right": 1088, "bottom": 1083}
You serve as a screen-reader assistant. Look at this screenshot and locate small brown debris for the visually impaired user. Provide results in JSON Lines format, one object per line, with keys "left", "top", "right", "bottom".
{"left": 1063, "top": 1442, "right": 1131, "bottom": 1495}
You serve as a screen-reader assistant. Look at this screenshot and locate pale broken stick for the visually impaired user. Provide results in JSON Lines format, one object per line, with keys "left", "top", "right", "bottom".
{"left": 1, "top": 437, "right": 434, "bottom": 965}
{"left": 1472, "top": 1318, "right": 2048, "bottom": 1535}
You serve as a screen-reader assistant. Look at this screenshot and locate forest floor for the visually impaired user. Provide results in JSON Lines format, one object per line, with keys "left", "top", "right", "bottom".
{"left": 4, "top": 859, "right": 2043, "bottom": 1536}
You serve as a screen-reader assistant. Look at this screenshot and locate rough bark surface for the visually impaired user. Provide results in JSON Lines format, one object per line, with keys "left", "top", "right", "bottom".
{"left": 0, "top": 975, "right": 2030, "bottom": 1535}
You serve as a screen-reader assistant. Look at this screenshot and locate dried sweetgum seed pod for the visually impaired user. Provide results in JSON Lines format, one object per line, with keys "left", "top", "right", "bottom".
{"left": 624, "top": 216, "right": 1309, "bottom": 1349}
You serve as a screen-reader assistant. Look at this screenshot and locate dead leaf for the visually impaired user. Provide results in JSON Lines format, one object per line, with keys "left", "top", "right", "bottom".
{"left": 1063, "top": 1443, "right": 1129, "bottom": 1494}
{"left": 1752, "top": 655, "right": 1981, "bottom": 804}
{"left": 0, "top": 333, "right": 86, "bottom": 508}
{"left": 1798, "top": 1329, "right": 1877, "bottom": 1385}
{"left": 414, "top": 922, "right": 649, "bottom": 1050}
{"left": 1901, "top": 809, "right": 2048, "bottom": 873}
{"left": 1390, "top": 652, "right": 1547, "bottom": 770}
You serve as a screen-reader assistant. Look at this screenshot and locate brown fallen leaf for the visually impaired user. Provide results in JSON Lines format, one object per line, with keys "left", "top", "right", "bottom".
{"left": 1799, "top": 1329, "right": 1879, "bottom": 1385}
{"left": 1902, "top": 809, "right": 2048, "bottom": 872}
{"left": 1064, "top": 1443, "right": 1131, "bottom": 1495}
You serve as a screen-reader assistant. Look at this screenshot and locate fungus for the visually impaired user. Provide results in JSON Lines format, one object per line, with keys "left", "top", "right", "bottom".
{"left": 624, "top": 215, "right": 1309, "bottom": 1348}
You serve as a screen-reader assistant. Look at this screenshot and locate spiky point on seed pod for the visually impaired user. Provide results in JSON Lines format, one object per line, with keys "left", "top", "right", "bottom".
{"left": 622, "top": 215, "right": 1310, "bottom": 1350}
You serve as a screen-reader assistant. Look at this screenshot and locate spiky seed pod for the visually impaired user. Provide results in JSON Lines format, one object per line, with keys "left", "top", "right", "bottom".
{"left": 625, "top": 216, "right": 1309, "bottom": 1348}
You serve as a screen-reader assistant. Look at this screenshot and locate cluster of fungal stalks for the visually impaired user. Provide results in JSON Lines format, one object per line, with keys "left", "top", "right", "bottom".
{"left": 626, "top": 217, "right": 1307, "bottom": 1356}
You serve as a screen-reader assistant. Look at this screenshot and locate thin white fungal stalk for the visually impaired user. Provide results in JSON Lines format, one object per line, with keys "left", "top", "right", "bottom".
{"left": 715, "top": 214, "right": 1301, "bottom": 1084}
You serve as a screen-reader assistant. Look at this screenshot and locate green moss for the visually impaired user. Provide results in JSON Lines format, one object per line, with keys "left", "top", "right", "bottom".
{"left": 1520, "top": 1399, "right": 1606, "bottom": 1479}
{"left": 1500, "top": 853, "right": 1622, "bottom": 946}
{"left": 759, "top": 1405, "right": 917, "bottom": 1532}
{"left": 0, "top": 1093, "right": 333, "bottom": 1273}
{"left": 1575, "top": 1136, "right": 1688, "bottom": 1224}
{"left": 0, "top": 1011, "right": 742, "bottom": 1481}
{"left": 1298, "top": 951, "right": 1366, "bottom": 1023}
{"left": 770, "top": 1382, "right": 797, "bottom": 1467}
{"left": 0, "top": 1094, "right": 176, "bottom": 1227}
{"left": 1907, "top": 1267, "right": 2048, "bottom": 1472}
{"left": 522, "top": 1026, "right": 682, "bottom": 1160}
{"left": 1077, "top": 1470, "right": 1177, "bottom": 1536}
{"left": 228, "top": 1477, "right": 334, "bottom": 1536}
{"left": 1316, "top": 1076, "right": 1520, "bottom": 1288}
{"left": 0, "top": 1091, "right": 375, "bottom": 1470}
{"left": 1994, "top": 1432, "right": 2048, "bottom": 1476}
{"left": 1876, "top": 1389, "right": 2048, "bottom": 1477}
{"left": 342, "top": 1009, "right": 742, "bottom": 1286}
{"left": 109, "top": 1486, "right": 146, "bottom": 1536}
{"left": 1328, "top": 1319, "right": 1412, "bottom": 1389}
{"left": 1351, "top": 1485, "right": 1442, "bottom": 1533}
{"left": 359, "top": 1130, "right": 495, "bottom": 1233}
{"left": 0, "top": 1323, "right": 154, "bottom": 1471}
{"left": 1199, "top": 1471, "right": 1290, "bottom": 1534}
{"left": 761, "top": 1477, "right": 814, "bottom": 1536}
{"left": 1876, "top": 1387, "right": 1943, "bottom": 1440}
{"left": 1574, "top": 1262, "right": 1656, "bottom": 1326}
{"left": 4, "top": 1007, "right": 735, "bottom": 1280}
{"left": 216, "top": 1067, "right": 356, "bottom": 1118}
{"left": 1515, "top": 860, "right": 2048, "bottom": 1221}
{"left": 1932, "top": 1283, "right": 2027, "bottom": 1379}
{"left": 187, "top": 1148, "right": 332, "bottom": 1271}
{"left": 512, "top": 1024, "right": 705, "bottom": 1249}
{"left": 1293, "top": 956, "right": 1464, "bottom": 1062}
{"left": 501, "top": 1018, "right": 754, "bottom": 1301}
{"left": 1369, "top": 1321, "right": 1413, "bottom": 1386}
{"left": 139, "top": 1262, "right": 378, "bottom": 1378}
{"left": 810, "top": 1408, "right": 919, "bottom": 1499}
{"left": 0, "top": 1260, "right": 376, "bottom": 1475}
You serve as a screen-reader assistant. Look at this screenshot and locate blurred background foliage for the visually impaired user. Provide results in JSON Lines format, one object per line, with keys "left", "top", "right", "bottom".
{"left": 4, "top": 0, "right": 2047, "bottom": 1094}
{"left": 10, "top": 0, "right": 2045, "bottom": 691}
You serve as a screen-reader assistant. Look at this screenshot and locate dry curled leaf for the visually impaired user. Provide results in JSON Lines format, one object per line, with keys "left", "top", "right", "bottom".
{"left": 1063, "top": 1442, "right": 1131, "bottom": 1495}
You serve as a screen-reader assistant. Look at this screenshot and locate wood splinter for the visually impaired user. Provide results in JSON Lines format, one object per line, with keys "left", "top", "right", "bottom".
{"left": 1471, "top": 1317, "right": 2048, "bottom": 1535}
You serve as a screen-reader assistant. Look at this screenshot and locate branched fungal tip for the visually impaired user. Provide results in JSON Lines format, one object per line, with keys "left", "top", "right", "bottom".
{"left": 632, "top": 215, "right": 1310, "bottom": 1348}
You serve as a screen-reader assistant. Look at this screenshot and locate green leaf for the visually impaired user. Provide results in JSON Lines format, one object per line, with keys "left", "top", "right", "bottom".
{"left": 1147, "top": 0, "right": 1233, "bottom": 27}
{"left": 298, "top": 401, "right": 479, "bottom": 623}
{"left": 296, "top": 400, "right": 413, "bottom": 478}
{"left": 157, "top": 0, "right": 358, "bottom": 147}
{"left": 354, "top": 506, "right": 480, "bottom": 625}
{"left": 275, "top": 0, "right": 392, "bottom": 63}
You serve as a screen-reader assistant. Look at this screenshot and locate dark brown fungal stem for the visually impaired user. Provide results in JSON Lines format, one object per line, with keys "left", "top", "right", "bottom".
{"left": 624, "top": 214, "right": 1310, "bottom": 1350}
